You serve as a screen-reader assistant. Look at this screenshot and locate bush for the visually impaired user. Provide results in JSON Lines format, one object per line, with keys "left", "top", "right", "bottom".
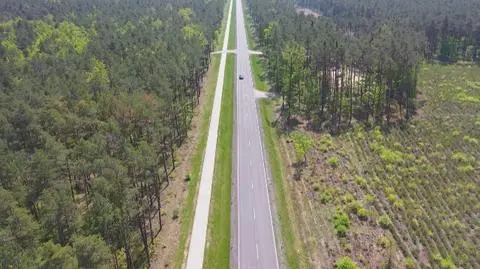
{"left": 457, "top": 164, "right": 474, "bottom": 173}
{"left": 334, "top": 211, "right": 350, "bottom": 237}
{"left": 404, "top": 257, "right": 416, "bottom": 269}
{"left": 357, "top": 208, "right": 369, "bottom": 220}
{"left": 379, "top": 147, "right": 403, "bottom": 164}
{"left": 327, "top": 156, "right": 339, "bottom": 167}
{"left": 321, "top": 190, "right": 333, "bottom": 204}
{"left": 335, "top": 257, "right": 359, "bottom": 269}
{"left": 184, "top": 173, "right": 192, "bottom": 182}
{"left": 378, "top": 214, "right": 391, "bottom": 229}
{"left": 312, "top": 183, "right": 320, "bottom": 192}
{"left": 377, "top": 235, "right": 391, "bottom": 248}
{"left": 440, "top": 257, "right": 456, "bottom": 269}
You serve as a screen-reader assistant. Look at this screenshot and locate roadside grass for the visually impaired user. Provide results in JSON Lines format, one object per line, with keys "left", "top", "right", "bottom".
{"left": 203, "top": 54, "right": 235, "bottom": 268}
{"left": 250, "top": 55, "right": 268, "bottom": 91}
{"left": 228, "top": 0, "right": 236, "bottom": 50}
{"left": 172, "top": 1, "right": 231, "bottom": 268}
{"left": 258, "top": 99, "right": 308, "bottom": 269}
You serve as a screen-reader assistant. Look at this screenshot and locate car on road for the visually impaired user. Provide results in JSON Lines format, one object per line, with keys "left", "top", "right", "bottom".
{"left": 239, "top": 75, "right": 244, "bottom": 80}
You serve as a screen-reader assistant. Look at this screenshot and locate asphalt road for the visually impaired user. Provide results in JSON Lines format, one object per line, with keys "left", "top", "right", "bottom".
{"left": 235, "top": 0, "right": 280, "bottom": 268}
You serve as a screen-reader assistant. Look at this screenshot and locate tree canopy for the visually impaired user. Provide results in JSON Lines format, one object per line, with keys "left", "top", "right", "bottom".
{"left": 0, "top": 0, "right": 224, "bottom": 268}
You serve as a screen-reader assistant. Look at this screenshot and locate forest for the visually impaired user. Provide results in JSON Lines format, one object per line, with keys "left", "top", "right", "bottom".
{"left": 247, "top": 0, "right": 479, "bottom": 268}
{"left": 247, "top": 0, "right": 480, "bottom": 133}
{"left": 0, "top": 0, "right": 223, "bottom": 268}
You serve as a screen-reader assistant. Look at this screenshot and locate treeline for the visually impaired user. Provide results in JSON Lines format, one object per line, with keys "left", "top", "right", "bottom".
{"left": 298, "top": 0, "right": 480, "bottom": 63}
{"left": 0, "top": 0, "right": 223, "bottom": 268}
{"left": 247, "top": 0, "right": 421, "bottom": 133}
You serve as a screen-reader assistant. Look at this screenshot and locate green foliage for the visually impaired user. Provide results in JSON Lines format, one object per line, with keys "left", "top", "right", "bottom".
{"left": 327, "top": 155, "right": 339, "bottom": 167}
{"left": 72, "top": 235, "right": 112, "bottom": 269}
{"left": 291, "top": 132, "right": 313, "bottom": 163}
{"left": 451, "top": 152, "right": 475, "bottom": 163}
{"left": 456, "top": 92, "right": 480, "bottom": 104}
{"left": 378, "top": 215, "right": 391, "bottom": 229}
{"left": 335, "top": 257, "right": 359, "bottom": 269}
{"left": 333, "top": 210, "right": 350, "bottom": 237}
{"left": 379, "top": 147, "right": 403, "bottom": 164}
{"left": 321, "top": 189, "right": 333, "bottom": 203}
{"left": 377, "top": 235, "right": 391, "bottom": 248}
{"left": 404, "top": 257, "right": 416, "bottom": 269}
{"left": 440, "top": 256, "right": 457, "bottom": 269}
{"left": 357, "top": 208, "right": 369, "bottom": 220}
{"left": 0, "top": 0, "right": 225, "bottom": 268}
{"left": 36, "top": 241, "right": 79, "bottom": 269}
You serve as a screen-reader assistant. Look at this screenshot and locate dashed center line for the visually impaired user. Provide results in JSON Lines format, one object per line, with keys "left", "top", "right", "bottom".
{"left": 253, "top": 208, "right": 256, "bottom": 220}
{"left": 256, "top": 244, "right": 259, "bottom": 260}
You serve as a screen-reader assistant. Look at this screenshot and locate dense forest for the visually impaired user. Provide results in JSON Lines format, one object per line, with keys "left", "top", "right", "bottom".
{"left": 0, "top": 0, "right": 223, "bottom": 268}
{"left": 247, "top": 0, "right": 480, "bottom": 133}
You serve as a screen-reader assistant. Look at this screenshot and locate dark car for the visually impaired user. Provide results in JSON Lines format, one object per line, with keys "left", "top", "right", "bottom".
{"left": 239, "top": 75, "right": 244, "bottom": 80}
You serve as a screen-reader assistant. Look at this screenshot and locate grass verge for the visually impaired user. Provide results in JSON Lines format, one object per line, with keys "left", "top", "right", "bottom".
{"left": 203, "top": 54, "right": 235, "bottom": 268}
{"left": 228, "top": 0, "right": 236, "bottom": 50}
{"left": 250, "top": 55, "right": 268, "bottom": 91}
{"left": 172, "top": 1, "right": 231, "bottom": 268}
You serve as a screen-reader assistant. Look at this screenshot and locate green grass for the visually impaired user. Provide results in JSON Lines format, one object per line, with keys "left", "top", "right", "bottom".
{"left": 203, "top": 54, "right": 235, "bottom": 269}
{"left": 172, "top": 1, "right": 231, "bottom": 268}
{"left": 259, "top": 99, "right": 307, "bottom": 269}
{"left": 250, "top": 55, "right": 268, "bottom": 91}
{"left": 228, "top": 0, "right": 236, "bottom": 50}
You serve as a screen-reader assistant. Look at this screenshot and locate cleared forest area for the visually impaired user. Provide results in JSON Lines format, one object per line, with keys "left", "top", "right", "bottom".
{"left": 280, "top": 63, "right": 479, "bottom": 268}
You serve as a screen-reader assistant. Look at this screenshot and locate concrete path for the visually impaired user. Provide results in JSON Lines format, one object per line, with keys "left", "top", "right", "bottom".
{"left": 185, "top": 0, "right": 233, "bottom": 268}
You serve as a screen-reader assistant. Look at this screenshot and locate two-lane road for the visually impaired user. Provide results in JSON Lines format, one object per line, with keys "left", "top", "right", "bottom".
{"left": 235, "top": 0, "right": 280, "bottom": 268}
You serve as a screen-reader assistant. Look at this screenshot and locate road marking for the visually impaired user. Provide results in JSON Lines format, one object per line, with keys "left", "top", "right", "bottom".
{"left": 256, "top": 243, "right": 259, "bottom": 261}
{"left": 249, "top": 140, "right": 251, "bottom": 146}
{"left": 251, "top": 183, "right": 254, "bottom": 189}
{"left": 253, "top": 208, "right": 256, "bottom": 220}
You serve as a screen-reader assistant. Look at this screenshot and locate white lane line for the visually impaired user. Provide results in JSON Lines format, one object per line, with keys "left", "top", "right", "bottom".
{"left": 251, "top": 183, "right": 254, "bottom": 189}
{"left": 255, "top": 243, "right": 259, "bottom": 261}
{"left": 253, "top": 208, "right": 256, "bottom": 220}
{"left": 249, "top": 140, "right": 251, "bottom": 146}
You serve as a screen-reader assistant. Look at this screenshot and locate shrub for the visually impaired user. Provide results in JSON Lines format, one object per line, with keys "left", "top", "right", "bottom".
{"left": 335, "top": 257, "right": 359, "bottom": 269}
{"left": 357, "top": 208, "right": 369, "bottom": 220}
{"left": 327, "top": 156, "right": 339, "bottom": 167}
{"left": 440, "top": 257, "right": 456, "bottom": 269}
{"left": 365, "top": 194, "right": 376, "bottom": 203}
{"left": 354, "top": 175, "right": 367, "bottom": 188}
{"left": 451, "top": 152, "right": 474, "bottom": 163}
{"left": 404, "top": 257, "right": 416, "bottom": 269}
{"left": 378, "top": 214, "right": 391, "bottom": 229}
{"left": 184, "top": 173, "right": 192, "bottom": 182}
{"left": 312, "top": 183, "right": 320, "bottom": 192}
{"left": 457, "top": 164, "right": 474, "bottom": 173}
{"left": 379, "top": 147, "right": 403, "bottom": 164}
{"left": 333, "top": 211, "right": 350, "bottom": 237}
{"left": 463, "top": 135, "right": 479, "bottom": 145}
{"left": 321, "top": 190, "right": 333, "bottom": 204}
{"left": 377, "top": 235, "right": 391, "bottom": 248}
